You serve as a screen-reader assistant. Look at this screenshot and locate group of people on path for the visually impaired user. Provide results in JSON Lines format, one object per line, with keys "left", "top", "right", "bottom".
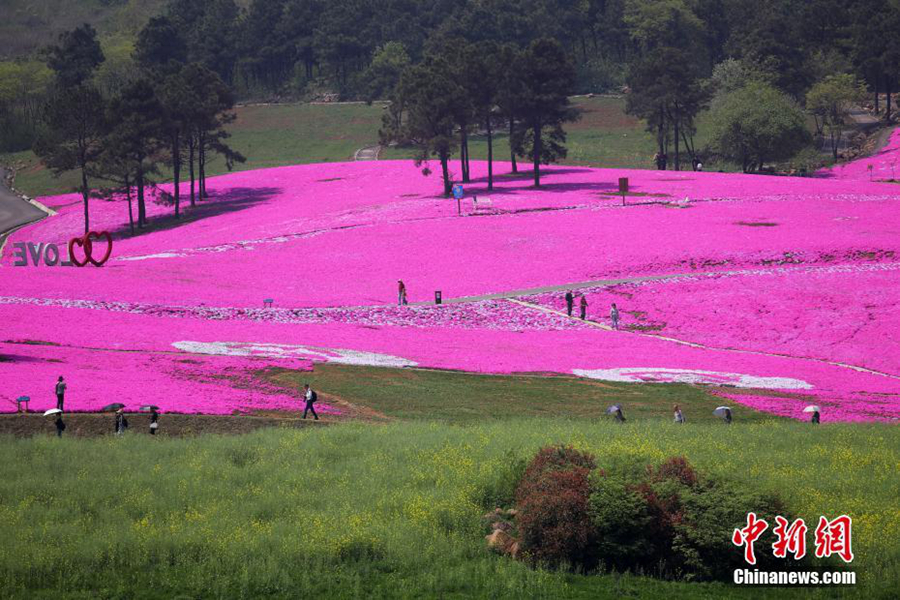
{"left": 49, "top": 375, "right": 159, "bottom": 437}
{"left": 564, "top": 292, "right": 620, "bottom": 329}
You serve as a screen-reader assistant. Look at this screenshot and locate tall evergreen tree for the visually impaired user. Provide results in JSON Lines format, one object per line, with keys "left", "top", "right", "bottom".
{"left": 33, "top": 85, "right": 106, "bottom": 233}
{"left": 516, "top": 38, "right": 577, "bottom": 187}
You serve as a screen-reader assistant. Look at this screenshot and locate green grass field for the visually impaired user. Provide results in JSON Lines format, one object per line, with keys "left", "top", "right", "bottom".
{"left": 1, "top": 418, "right": 896, "bottom": 599}
{"left": 265, "top": 364, "right": 787, "bottom": 424}
{"left": 1, "top": 97, "right": 675, "bottom": 199}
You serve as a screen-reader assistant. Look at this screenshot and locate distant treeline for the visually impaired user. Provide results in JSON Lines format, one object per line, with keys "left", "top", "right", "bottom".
{"left": 2, "top": 0, "right": 899, "bottom": 163}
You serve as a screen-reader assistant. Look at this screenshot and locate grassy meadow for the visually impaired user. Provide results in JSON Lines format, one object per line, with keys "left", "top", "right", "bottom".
{"left": 1, "top": 419, "right": 897, "bottom": 599}
{"left": 2, "top": 97, "right": 667, "bottom": 199}
{"left": 265, "top": 363, "right": 787, "bottom": 424}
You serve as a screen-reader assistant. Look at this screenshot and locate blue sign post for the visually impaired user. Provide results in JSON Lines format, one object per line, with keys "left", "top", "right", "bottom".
{"left": 452, "top": 184, "right": 463, "bottom": 215}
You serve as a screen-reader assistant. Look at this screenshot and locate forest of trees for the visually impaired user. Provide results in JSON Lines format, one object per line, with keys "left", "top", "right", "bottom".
{"left": 2, "top": 0, "right": 900, "bottom": 203}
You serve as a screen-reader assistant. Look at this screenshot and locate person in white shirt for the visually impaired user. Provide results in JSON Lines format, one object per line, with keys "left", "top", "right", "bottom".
{"left": 302, "top": 384, "right": 319, "bottom": 420}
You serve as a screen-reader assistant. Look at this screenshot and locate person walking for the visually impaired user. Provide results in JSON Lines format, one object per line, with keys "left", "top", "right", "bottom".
{"left": 115, "top": 409, "right": 128, "bottom": 436}
{"left": 149, "top": 408, "right": 159, "bottom": 435}
{"left": 55, "top": 415, "right": 66, "bottom": 437}
{"left": 302, "top": 384, "right": 319, "bottom": 421}
{"left": 673, "top": 404, "right": 684, "bottom": 424}
{"left": 580, "top": 295, "right": 588, "bottom": 320}
{"left": 810, "top": 410, "right": 820, "bottom": 424}
{"left": 398, "top": 280, "right": 408, "bottom": 306}
{"left": 614, "top": 407, "right": 626, "bottom": 423}
{"left": 610, "top": 303, "right": 620, "bottom": 330}
{"left": 723, "top": 407, "right": 732, "bottom": 424}
{"left": 55, "top": 376, "right": 66, "bottom": 411}
{"left": 565, "top": 291, "right": 574, "bottom": 316}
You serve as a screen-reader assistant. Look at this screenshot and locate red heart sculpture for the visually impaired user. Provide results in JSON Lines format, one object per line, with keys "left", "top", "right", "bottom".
{"left": 67, "top": 231, "right": 113, "bottom": 267}
{"left": 86, "top": 231, "right": 113, "bottom": 266}
{"left": 67, "top": 235, "right": 89, "bottom": 267}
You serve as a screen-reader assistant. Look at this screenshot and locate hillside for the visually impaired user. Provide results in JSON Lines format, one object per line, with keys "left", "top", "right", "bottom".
{"left": 0, "top": 0, "right": 173, "bottom": 58}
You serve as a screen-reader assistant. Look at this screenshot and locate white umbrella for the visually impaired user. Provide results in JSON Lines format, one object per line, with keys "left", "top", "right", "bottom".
{"left": 43, "top": 408, "right": 62, "bottom": 416}
{"left": 606, "top": 404, "right": 622, "bottom": 414}
{"left": 713, "top": 406, "right": 731, "bottom": 417}
{"left": 803, "top": 405, "right": 821, "bottom": 413}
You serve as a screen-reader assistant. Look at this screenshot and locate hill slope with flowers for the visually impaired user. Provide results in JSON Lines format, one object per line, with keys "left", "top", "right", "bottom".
{"left": 2, "top": 136, "right": 900, "bottom": 420}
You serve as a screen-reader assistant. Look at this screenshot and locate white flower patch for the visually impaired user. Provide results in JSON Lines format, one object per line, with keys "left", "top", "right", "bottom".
{"left": 173, "top": 340, "right": 417, "bottom": 368}
{"left": 572, "top": 367, "right": 812, "bottom": 390}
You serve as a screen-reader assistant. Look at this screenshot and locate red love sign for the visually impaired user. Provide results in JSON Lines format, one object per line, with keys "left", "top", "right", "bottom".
{"left": 67, "top": 231, "right": 113, "bottom": 267}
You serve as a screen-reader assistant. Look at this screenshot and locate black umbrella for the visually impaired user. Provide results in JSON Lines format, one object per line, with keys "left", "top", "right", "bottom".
{"left": 140, "top": 405, "right": 160, "bottom": 412}
{"left": 102, "top": 403, "right": 126, "bottom": 412}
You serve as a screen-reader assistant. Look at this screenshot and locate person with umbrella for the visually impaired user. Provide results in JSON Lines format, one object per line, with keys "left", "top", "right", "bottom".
{"left": 115, "top": 408, "right": 129, "bottom": 436}
{"left": 714, "top": 406, "right": 732, "bottom": 424}
{"left": 607, "top": 404, "right": 626, "bottom": 423}
{"left": 142, "top": 406, "right": 160, "bottom": 434}
{"left": 804, "top": 405, "right": 821, "bottom": 424}
{"left": 44, "top": 408, "right": 65, "bottom": 437}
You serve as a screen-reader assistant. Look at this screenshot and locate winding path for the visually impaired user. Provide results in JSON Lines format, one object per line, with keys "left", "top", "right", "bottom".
{"left": 0, "top": 167, "right": 46, "bottom": 246}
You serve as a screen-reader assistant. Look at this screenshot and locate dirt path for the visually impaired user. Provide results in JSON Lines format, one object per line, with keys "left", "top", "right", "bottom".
{"left": 508, "top": 298, "right": 900, "bottom": 382}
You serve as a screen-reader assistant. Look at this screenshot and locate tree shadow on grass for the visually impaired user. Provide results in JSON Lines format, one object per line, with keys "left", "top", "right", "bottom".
{"left": 105, "top": 186, "right": 282, "bottom": 240}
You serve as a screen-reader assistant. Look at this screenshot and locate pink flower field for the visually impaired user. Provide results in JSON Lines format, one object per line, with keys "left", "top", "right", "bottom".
{"left": 2, "top": 147, "right": 900, "bottom": 420}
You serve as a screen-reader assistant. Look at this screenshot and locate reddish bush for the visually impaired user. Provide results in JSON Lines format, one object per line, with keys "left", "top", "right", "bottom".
{"left": 652, "top": 456, "right": 698, "bottom": 487}
{"left": 515, "top": 445, "right": 596, "bottom": 504}
{"left": 517, "top": 467, "right": 598, "bottom": 568}
{"left": 515, "top": 445, "right": 599, "bottom": 569}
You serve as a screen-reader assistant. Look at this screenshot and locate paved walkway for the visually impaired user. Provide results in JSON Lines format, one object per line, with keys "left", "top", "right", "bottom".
{"left": 354, "top": 145, "right": 381, "bottom": 160}
{"left": 0, "top": 167, "right": 46, "bottom": 243}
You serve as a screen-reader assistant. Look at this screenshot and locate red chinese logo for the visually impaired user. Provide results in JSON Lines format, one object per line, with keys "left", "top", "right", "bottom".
{"left": 772, "top": 516, "right": 808, "bottom": 560}
{"left": 734, "top": 513, "right": 854, "bottom": 564}
{"left": 814, "top": 515, "right": 854, "bottom": 563}
{"left": 732, "top": 512, "right": 769, "bottom": 565}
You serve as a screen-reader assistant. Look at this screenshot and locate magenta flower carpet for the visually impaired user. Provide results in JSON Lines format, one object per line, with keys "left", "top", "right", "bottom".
{"left": 3, "top": 142, "right": 900, "bottom": 420}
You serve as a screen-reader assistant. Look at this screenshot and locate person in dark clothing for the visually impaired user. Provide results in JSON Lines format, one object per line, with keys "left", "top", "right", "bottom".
{"left": 723, "top": 408, "right": 732, "bottom": 424}
{"left": 615, "top": 407, "right": 626, "bottom": 423}
{"left": 55, "top": 376, "right": 66, "bottom": 411}
{"left": 580, "top": 295, "right": 588, "bottom": 320}
{"left": 115, "top": 409, "right": 128, "bottom": 435}
{"left": 811, "top": 410, "right": 820, "bottom": 424}
{"left": 565, "top": 291, "right": 574, "bottom": 316}
{"left": 660, "top": 153, "right": 668, "bottom": 170}
{"left": 55, "top": 415, "right": 66, "bottom": 437}
{"left": 149, "top": 408, "right": 159, "bottom": 435}
{"left": 302, "top": 384, "right": 319, "bottom": 420}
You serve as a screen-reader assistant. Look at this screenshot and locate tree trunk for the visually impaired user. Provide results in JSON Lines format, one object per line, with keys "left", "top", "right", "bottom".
{"left": 486, "top": 116, "right": 493, "bottom": 191}
{"left": 673, "top": 112, "right": 681, "bottom": 171}
{"left": 887, "top": 77, "right": 893, "bottom": 122}
{"left": 199, "top": 139, "right": 207, "bottom": 198}
{"left": 189, "top": 135, "right": 196, "bottom": 207}
{"left": 460, "top": 126, "right": 469, "bottom": 183}
{"left": 874, "top": 75, "right": 880, "bottom": 115}
{"left": 173, "top": 130, "right": 181, "bottom": 218}
{"left": 137, "top": 165, "right": 146, "bottom": 227}
{"left": 440, "top": 151, "right": 451, "bottom": 196}
{"left": 532, "top": 121, "right": 542, "bottom": 188}
{"left": 80, "top": 178, "right": 90, "bottom": 234}
{"left": 126, "top": 175, "right": 134, "bottom": 236}
{"left": 509, "top": 117, "right": 517, "bottom": 173}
